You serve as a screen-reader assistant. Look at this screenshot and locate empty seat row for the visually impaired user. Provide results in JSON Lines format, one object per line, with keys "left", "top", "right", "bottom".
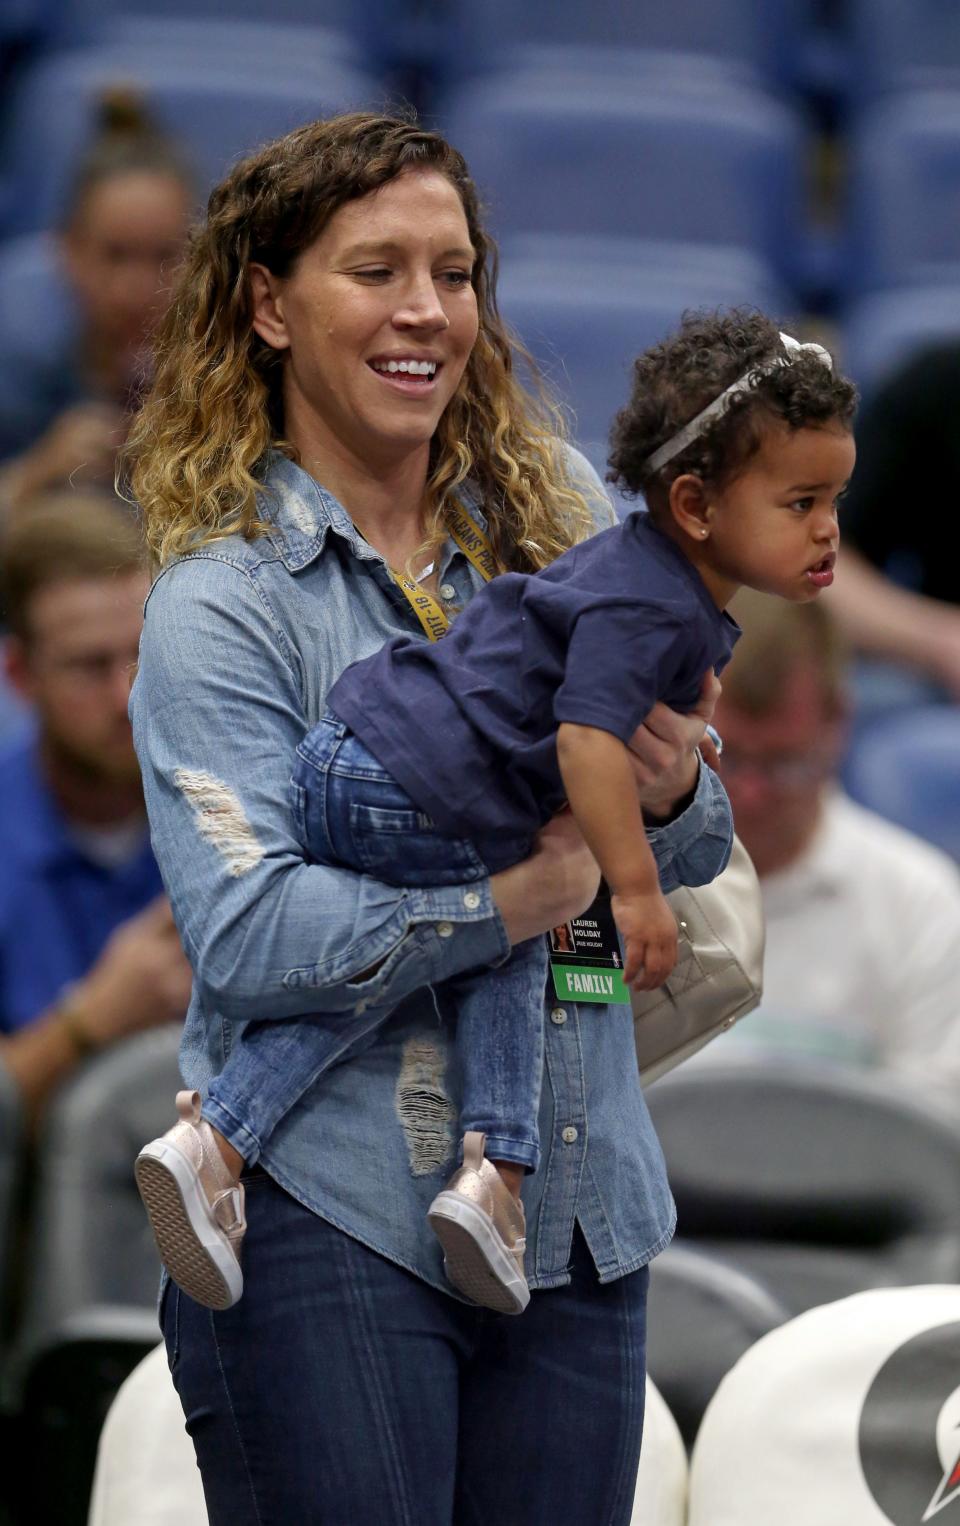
{"left": 496, "top": 236, "right": 789, "bottom": 470}
{"left": 7, "top": 33, "right": 960, "bottom": 308}
{"left": 5, "top": 0, "right": 960, "bottom": 100}
{"left": 0, "top": 29, "right": 380, "bottom": 236}
{"left": 647, "top": 1060, "right": 960, "bottom": 1315}
{"left": 439, "top": 64, "right": 804, "bottom": 296}
{"left": 445, "top": 74, "right": 960, "bottom": 301}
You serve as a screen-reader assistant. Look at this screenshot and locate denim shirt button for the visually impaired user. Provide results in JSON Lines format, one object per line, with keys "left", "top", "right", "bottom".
{"left": 436, "top": 921, "right": 454, "bottom": 937}
{"left": 439, "top": 583, "right": 457, "bottom": 601}
{"left": 463, "top": 890, "right": 481, "bottom": 910}
{"left": 550, "top": 1008, "right": 567, "bottom": 1025}
{"left": 562, "top": 1126, "right": 579, "bottom": 1144}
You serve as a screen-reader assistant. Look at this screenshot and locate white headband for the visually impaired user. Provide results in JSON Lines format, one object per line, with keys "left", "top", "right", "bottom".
{"left": 644, "top": 331, "right": 833, "bottom": 475}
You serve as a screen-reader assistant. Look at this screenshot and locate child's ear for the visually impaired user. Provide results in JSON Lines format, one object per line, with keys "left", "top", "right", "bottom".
{"left": 668, "top": 474, "right": 712, "bottom": 542}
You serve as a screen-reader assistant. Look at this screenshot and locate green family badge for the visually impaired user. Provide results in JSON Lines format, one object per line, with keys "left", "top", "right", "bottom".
{"left": 548, "top": 887, "right": 630, "bottom": 1005}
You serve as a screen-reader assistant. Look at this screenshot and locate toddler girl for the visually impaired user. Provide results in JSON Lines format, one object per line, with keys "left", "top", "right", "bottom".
{"left": 136, "top": 310, "right": 856, "bottom": 1315}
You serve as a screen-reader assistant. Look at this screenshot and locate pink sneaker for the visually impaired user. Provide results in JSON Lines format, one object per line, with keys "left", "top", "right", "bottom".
{"left": 135, "top": 1091, "right": 245, "bottom": 1310}
{"left": 428, "top": 1131, "right": 529, "bottom": 1315}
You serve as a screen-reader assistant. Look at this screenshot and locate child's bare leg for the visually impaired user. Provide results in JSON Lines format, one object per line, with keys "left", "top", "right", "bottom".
{"left": 211, "top": 1127, "right": 246, "bottom": 1179}
{"left": 491, "top": 1159, "right": 525, "bottom": 1200}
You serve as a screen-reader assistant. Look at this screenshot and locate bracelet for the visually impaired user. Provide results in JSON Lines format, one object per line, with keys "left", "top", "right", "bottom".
{"left": 54, "top": 990, "right": 98, "bottom": 1056}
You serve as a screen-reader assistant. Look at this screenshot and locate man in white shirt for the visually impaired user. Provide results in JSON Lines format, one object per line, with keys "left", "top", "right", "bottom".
{"left": 712, "top": 589, "right": 960, "bottom": 1079}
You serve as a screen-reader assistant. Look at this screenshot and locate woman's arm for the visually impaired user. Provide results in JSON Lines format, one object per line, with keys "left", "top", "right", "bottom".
{"left": 133, "top": 557, "right": 510, "bottom": 1023}
{"left": 135, "top": 556, "right": 730, "bottom": 1019}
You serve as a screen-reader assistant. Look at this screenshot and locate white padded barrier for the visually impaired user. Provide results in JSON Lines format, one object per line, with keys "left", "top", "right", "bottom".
{"left": 632, "top": 1376, "right": 689, "bottom": 1523}
{"left": 689, "top": 1285, "right": 960, "bottom": 1524}
{"left": 89, "top": 1345, "right": 689, "bottom": 1524}
{"left": 88, "top": 1342, "right": 205, "bottom": 1526}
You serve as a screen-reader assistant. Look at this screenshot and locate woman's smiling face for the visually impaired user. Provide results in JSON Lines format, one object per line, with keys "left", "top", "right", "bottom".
{"left": 250, "top": 168, "right": 480, "bottom": 469}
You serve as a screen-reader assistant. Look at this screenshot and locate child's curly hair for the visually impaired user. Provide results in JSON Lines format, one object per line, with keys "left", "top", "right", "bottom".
{"left": 608, "top": 309, "right": 857, "bottom": 504}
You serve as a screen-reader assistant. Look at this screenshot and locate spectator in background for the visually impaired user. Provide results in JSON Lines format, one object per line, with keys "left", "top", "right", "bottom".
{"left": 713, "top": 588, "right": 960, "bottom": 1078}
{"left": 0, "top": 495, "right": 191, "bottom": 1115}
{"left": 0, "top": 89, "right": 193, "bottom": 511}
{"left": 831, "top": 343, "right": 960, "bottom": 702}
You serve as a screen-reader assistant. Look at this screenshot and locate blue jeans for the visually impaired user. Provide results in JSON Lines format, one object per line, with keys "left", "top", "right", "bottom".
{"left": 205, "top": 716, "right": 548, "bottom": 1172}
{"left": 162, "top": 1169, "right": 649, "bottom": 1525}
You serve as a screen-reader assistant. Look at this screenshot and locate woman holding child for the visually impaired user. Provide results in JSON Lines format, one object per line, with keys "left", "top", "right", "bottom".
{"left": 124, "top": 112, "right": 808, "bottom": 1522}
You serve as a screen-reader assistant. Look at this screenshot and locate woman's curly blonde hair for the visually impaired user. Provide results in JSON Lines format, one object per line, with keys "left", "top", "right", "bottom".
{"left": 126, "top": 112, "right": 601, "bottom": 571}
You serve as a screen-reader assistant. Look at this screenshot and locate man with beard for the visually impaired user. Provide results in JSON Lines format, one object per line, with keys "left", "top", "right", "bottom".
{"left": 0, "top": 495, "right": 191, "bottom": 1113}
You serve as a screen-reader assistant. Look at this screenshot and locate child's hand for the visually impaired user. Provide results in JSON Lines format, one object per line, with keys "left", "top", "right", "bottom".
{"left": 611, "top": 890, "right": 679, "bottom": 991}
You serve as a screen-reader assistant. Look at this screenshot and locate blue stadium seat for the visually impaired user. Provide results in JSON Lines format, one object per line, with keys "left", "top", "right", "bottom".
{"left": 449, "top": 0, "right": 804, "bottom": 90}
{"left": 440, "top": 68, "right": 805, "bottom": 295}
{"left": 0, "top": 0, "right": 52, "bottom": 46}
{"left": 841, "top": 285, "right": 960, "bottom": 398}
{"left": 0, "top": 0, "right": 57, "bottom": 93}
{"left": 847, "top": 90, "right": 960, "bottom": 293}
{"left": 0, "top": 232, "right": 74, "bottom": 358}
{"left": 0, "top": 232, "right": 79, "bottom": 459}
{"left": 844, "top": 705, "right": 960, "bottom": 862}
{"left": 848, "top": 0, "right": 960, "bottom": 99}
{"left": 496, "top": 236, "right": 789, "bottom": 465}
{"left": 0, "top": 41, "right": 380, "bottom": 235}
{"left": 57, "top": 0, "right": 388, "bottom": 38}
{"left": 91, "top": 15, "right": 360, "bottom": 69}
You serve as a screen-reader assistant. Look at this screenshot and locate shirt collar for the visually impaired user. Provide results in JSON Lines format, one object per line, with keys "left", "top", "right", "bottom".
{"left": 259, "top": 453, "right": 369, "bottom": 572}
{"left": 259, "top": 451, "right": 490, "bottom": 573}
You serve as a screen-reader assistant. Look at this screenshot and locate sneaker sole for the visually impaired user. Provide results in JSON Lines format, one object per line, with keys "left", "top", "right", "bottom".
{"left": 135, "top": 1139, "right": 243, "bottom": 1311}
{"left": 428, "top": 1192, "right": 530, "bottom": 1315}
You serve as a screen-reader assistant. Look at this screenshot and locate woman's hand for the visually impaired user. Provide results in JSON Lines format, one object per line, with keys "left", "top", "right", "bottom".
{"left": 490, "top": 808, "right": 600, "bottom": 946}
{"left": 628, "top": 669, "right": 721, "bottom": 821}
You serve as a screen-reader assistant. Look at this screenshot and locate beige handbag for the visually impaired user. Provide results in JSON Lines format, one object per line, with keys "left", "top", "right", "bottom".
{"left": 633, "top": 834, "right": 765, "bottom": 1086}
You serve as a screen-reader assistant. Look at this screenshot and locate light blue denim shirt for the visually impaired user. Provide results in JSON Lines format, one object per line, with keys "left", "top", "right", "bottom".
{"left": 131, "top": 450, "right": 733, "bottom": 1292}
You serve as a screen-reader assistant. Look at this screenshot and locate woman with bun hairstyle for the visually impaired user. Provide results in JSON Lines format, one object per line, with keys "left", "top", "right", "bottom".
{"left": 126, "top": 111, "right": 730, "bottom": 1524}
{"left": 0, "top": 89, "right": 192, "bottom": 508}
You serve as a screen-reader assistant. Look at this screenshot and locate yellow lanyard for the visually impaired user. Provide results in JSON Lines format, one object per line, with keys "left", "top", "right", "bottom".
{"left": 390, "top": 503, "right": 496, "bottom": 643}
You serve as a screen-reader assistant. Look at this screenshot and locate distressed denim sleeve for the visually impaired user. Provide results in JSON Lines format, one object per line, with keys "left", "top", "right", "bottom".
{"left": 645, "top": 758, "right": 734, "bottom": 892}
{"left": 131, "top": 556, "right": 509, "bottom": 1023}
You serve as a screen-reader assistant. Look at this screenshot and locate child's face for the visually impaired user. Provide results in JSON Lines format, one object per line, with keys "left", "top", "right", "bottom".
{"left": 703, "top": 420, "right": 854, "bottom": 603}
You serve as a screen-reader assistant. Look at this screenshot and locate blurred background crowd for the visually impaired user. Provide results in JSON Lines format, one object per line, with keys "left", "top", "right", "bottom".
{"left": 1, "top": 1, "right": 960, "bottom": 1522}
